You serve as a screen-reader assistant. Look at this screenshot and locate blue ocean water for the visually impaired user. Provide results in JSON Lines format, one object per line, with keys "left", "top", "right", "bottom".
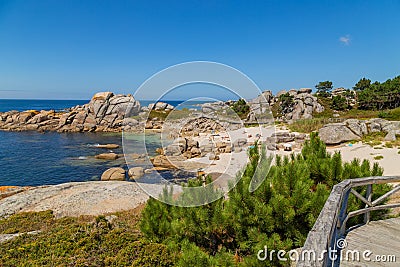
{"left": 0, "top": 99, "right": 88, "bottom": 112}
{"left": 0, "top": 99, "right": 208, "bottom": 186}
{"left": 0, "top": 131, "right": 168, "bottom": 186}
{"left": 0, "top": 99, "right": 205, "bottom": 113}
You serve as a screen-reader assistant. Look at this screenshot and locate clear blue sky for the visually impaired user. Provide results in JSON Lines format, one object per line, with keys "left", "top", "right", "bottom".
{"left": 0, "top": 0, "right": 399, "bottom": 100}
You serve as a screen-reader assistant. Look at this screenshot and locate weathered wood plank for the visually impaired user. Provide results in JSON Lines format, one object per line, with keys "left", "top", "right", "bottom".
{"left": 297, "top": 176, "right": 400, "bottom": 267}
{"left": 341, "top": 218, "right": 400, "bottom": 267}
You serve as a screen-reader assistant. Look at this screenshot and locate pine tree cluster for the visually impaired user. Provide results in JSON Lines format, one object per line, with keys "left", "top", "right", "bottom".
{"left": 140, "top": 134, "right": 390, "bottom": 266}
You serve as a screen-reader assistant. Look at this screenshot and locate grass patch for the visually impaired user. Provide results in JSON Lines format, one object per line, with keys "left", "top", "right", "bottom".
{"left": 339, "top": 109, "right": 380, "bottom": 120}
{"left": 287, "top": 118, "right": 326, "bottom": 133}
{"left": 378, "top": 107, "right": 400, "bottom": 121}
{"left": 0, "top": 207, "right": 176, "bottom": 266}
{"left": 362, "top": 132, "right": 386, "bottom": 147}
{"left": 384, "top": 143, "right": 394, "bottom": 148}
{"left": 374, "top": 155, "right": 384, "bottom": 160}
{"left": 147, "top": 109, "right": 171, "bottom": 121}
{"left": 384, "top": 136, "right": 400, "bottom": 148}
{"left": 0, "top": 211, "right": 55, "bottom": 234}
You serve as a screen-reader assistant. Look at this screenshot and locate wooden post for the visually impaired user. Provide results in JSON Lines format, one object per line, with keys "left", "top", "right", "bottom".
{"left": 338, "top": 189, "right": 350, "bottom": 236}
{"left": 364, "top": 184, "right": 372, "bottom": 224}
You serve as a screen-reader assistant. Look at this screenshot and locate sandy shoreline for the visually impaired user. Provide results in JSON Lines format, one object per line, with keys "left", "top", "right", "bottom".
{"left": 328, "top": 142, "right": 400, "bottom": 176}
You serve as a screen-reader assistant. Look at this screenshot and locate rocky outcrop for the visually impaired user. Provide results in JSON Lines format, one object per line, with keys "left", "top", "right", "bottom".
{"left": 319, "top": 123, "right": 362, "bottom": 145}
{"left": 101, "top": 167, "right": 126, "bottom": 181}
{"left": 150, "top": 155, "right": 177, "bottom": 169}
{"left": 0, "top": 181, "right": 150, "bottom": 218}
{"left": 162, "top": 135, "right": 238, "bottom": 160}
{"left": 0, "top": 92, "right": 141, "bottom": 133}
{"left": 318, "top": 119, "right": 400, "bottom": 145}
{"left": 282, "top": 90, "right": 324, "bottom": 120}
{"left": 147, "top": 102, "right": 174, "bottom": 111}
{"left": 248, "top": 89, "right": 324, "bottom": 122}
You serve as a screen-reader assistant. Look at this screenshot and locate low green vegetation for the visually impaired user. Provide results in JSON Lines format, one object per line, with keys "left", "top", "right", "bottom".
{"left": 140, "top": 134, "right": 390, "bottom": 266}
{"left": 0, "top": 210, "right": 54, "bottom": 234}
{"left": 378, "top": 107, "right": 400, "bottom": 121}
{"left": 384, "top": 143, "right": 393, "bottom": 148}
{"left": 148, "top": 109, "right": 171, "bottom": 121}
{"left": 362, "top": 132, "right": 386, "bottom": 147}
{"left": 0, "top": 208, "right": 176, "bottom": 267}
{"left": 374, "top": 155, "right": 384, "bottom": 160}
{"left": 331, "top": 95, "right": 349, "bottom": 111}
{"left": 287, "top": 118, "right": 326, "bottom": 133}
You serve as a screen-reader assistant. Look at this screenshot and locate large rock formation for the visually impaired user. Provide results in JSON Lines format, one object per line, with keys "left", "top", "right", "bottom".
{"left": 318, "top": 118, "right": 400, "bottom": 145}
{"left": 318, "top": 123, "right": 362, "bottom": 145}
{"left": 248, "top": 89, "right": 324, "bottom": 122}
{"left": 0, "top": 92, "right": 141, "bottom": 132}
{"left": 0, "top": 181, "right": 150, "bottom": 218}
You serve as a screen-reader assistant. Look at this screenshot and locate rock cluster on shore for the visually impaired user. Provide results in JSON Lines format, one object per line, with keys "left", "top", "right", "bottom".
{"left": 162, "top": 136, "right": 245, "bottom": 160}
{"left": 248, "top": 88, "right": 325, "bottom": 122}
{"left": 318, "top": 118, "right": 400, "bottom": 145}
{"left": 0, "top": 92, "right": 141, "bottom": 132}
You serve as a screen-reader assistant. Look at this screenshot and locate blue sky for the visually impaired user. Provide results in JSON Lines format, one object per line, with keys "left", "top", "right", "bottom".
{"left": 0, "top": 0, "right": 399, "bottom": 100}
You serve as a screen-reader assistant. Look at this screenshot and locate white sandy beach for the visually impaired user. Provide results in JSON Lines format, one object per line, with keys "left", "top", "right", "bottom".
{"left": 328, "top": 142, "right": 400, "bottom": 176}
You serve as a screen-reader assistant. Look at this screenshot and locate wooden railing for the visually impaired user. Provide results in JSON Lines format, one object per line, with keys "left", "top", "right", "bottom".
{"left": 297, "top": 176, "right": 400, "bottom": 267}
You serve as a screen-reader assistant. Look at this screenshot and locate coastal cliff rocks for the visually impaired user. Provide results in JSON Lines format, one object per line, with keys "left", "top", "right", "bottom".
{"left": 318, "top": 118, "right": 400, "bottom": 145}
{"left": 0, "top": 92, "right": 141, "bottom": 132}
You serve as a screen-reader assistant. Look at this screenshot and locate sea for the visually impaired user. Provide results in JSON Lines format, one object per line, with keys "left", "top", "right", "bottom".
{"left": 0, "top": 99, "right": 205, "bottom": 186}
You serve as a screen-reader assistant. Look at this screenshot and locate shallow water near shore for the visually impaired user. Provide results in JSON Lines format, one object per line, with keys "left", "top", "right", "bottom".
{"left": 0, "top": 131, "right": 164, "bottom": 186}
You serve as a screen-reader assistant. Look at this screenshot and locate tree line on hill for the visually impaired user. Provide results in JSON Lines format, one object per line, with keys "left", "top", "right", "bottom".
{"left": 315, "top": 75, "right": 400, "bottom": 111}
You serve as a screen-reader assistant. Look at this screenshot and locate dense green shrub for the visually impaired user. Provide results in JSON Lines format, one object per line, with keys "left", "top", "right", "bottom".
{"left": 231, "top": 99, "right": 250, "bottom": 119}
{"left": 331, "top": 95, "right": 349, "bottom": 111}
{"left": 0, "top": 210, "right": 176, "bottom": 267}
{"left": 140, "top": 134, "right": 390, "bottom": 266}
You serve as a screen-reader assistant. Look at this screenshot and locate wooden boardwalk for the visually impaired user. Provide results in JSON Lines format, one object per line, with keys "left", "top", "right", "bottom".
{"left": 340, "top": 217, "right": 400, "bottom": 267}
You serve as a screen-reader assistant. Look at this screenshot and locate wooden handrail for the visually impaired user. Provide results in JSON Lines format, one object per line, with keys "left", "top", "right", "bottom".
{"left": 297, "top": 176, "right": 400, "bottom": 267}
